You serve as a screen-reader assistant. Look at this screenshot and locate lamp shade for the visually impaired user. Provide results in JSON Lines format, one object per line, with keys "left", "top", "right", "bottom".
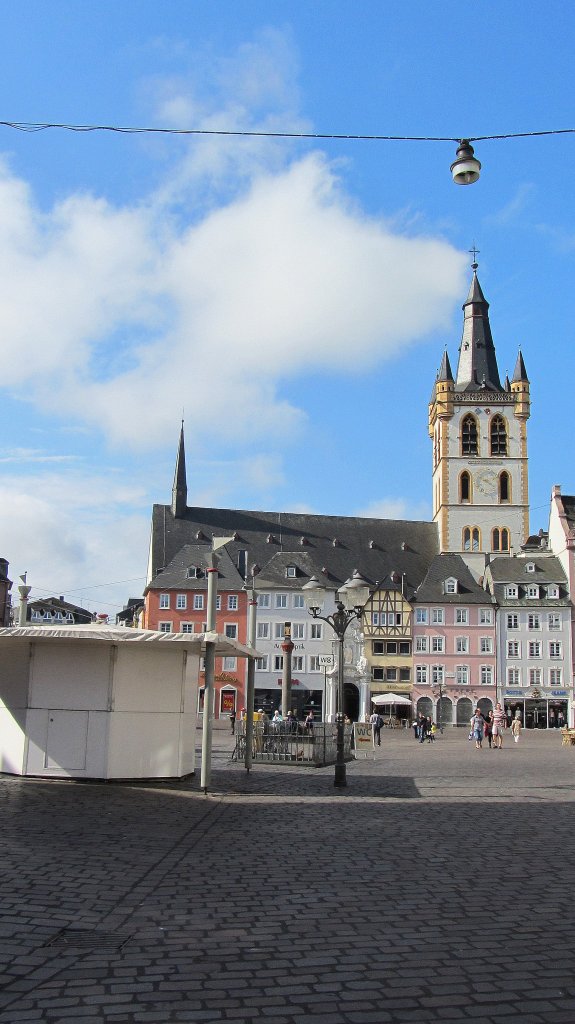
{"left": 339, "top": 570, "right": 370, "bottom": 611}
{"left": 450, "top": 140, "right": 481, "bottom": 185}
{"left": 302, "top": 575, "right": 327, "bottom": 611}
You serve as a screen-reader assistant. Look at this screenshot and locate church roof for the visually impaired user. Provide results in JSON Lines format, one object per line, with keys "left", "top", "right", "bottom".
{"left": 454, "top": 270, "right": 503, "bottom": 393}
{"left": 512, "top": 350, "right": 529, "bottom": 383}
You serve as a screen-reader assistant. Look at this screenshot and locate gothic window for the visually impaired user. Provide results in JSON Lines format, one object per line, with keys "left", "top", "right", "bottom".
{"left": 499, "top": 471, "right": 510, "bottom": 503}
{"left": 463, "top": 526, "right": 480, "bottom": 552}
{"left": 460, "top": 471, "right": 471, "bottom": 503}
{"left": 461, "top": 415, "right": 478, "bottom": 455}
{"left": 492, "top": 527, "right": 510, "bottom": 552}
{"left": 490, "top": 415, "right": 507, "bottom": 455}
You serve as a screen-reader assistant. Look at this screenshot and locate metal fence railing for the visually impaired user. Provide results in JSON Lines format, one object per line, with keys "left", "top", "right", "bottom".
{"left": 231, "top": 721, "right": 353, "bottom": 766}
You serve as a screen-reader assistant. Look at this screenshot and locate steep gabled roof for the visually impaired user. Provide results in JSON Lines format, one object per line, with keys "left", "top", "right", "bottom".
{"left": 414, "top": 553, "right": 494, "bottom": 604}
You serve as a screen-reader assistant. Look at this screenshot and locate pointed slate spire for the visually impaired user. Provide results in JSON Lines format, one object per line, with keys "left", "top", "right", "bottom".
{"left": 437, "top": 349, "right": 454, "bottom": 382}
{"left": 171, "top": 421, "right": 187, "bottom": 518}
{"left": 512, "top": 349, "right": 529, "bottom": 383}
{"left": 455, "top": 269, "right": 503, "bottom": 392}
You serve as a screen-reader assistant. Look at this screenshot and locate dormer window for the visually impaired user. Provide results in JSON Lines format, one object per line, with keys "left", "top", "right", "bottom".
{"left": 505, "top": 585, "right": 518, "bottom": 599}
{"left": 444, "top": 578, "right": 458, "bottom": 595}
{"left": 547, "top": 585, "right": 559, "bottom": 599}
{"left": 527, "top": 585, "right": 539, "bottom": 599}
{"left": 286, "top": 565, "right": 297, "bottom": 579}
{"left": 526, "top": 562, "right": 535, "bottom": 573}
{"left": 186, "top": 566, "right": 204, "bottom": 580}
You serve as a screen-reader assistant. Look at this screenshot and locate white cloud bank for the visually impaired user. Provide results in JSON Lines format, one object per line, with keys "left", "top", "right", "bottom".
{"left": 0, "top": 150, "right": 466, "bottom": 451}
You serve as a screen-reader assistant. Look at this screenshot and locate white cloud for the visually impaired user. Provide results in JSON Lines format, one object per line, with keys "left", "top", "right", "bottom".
{"left": 354, "top": 497, "right": 432, "bottom": 521}
{"left": 0, "top": 471, "right": 149, "bottom": 616}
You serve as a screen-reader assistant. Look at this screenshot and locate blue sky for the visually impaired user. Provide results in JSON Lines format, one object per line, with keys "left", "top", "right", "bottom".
{"left": 1, "top": 1, "right": 574, "bottom": 617}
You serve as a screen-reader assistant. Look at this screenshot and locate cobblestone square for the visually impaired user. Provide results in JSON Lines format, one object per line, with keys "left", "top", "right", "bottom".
{"left": 1, "top": 727, "right": 574, "bottom": 1023}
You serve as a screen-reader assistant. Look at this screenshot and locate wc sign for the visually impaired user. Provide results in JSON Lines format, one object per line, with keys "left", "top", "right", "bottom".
{"left": 318, "top": 655, "right": 334, "bottom": 668}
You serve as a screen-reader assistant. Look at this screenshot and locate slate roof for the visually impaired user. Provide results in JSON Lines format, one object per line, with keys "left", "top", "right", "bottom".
{"left": 413, "top": 553, "right": 495, "bottom": 605}
{"left": 454, "top": 271, "right": 503, "bottom": 393}
{"left": 148, "top": 505, "right": 439, "bottom": 597}
{"left": 559, "top": 495, "right": 575, "bottom": 527}
{"left": 485, "top": 556, "right": 570, "bottom": 606}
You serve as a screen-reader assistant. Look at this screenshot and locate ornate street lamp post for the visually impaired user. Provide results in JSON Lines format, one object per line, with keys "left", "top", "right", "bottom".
{"left": 303, "top": 570, "right": 370, "bottom": 788}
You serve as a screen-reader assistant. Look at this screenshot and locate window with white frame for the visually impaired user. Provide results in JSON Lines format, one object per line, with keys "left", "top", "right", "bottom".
{"left": 256, "top": 655, "right": 269, "bottom": 671}
{"left": 444, "top": 578, "right": 457, "bottom": 595}
{"left": 225, "top": 623, "right": 238, "bottom": 640}
{"left": 505, "top": 585, "right": 518, "bottom": 599}
{"left": 507, "top": 640, "right": 520, "bottom": 658}
{"left": 159, "top": 594, "right": 170, "bottom": 609}
{"left": 386, "top": 667, "right": 398, "bottom": 682}
{"left": 549, "top": 668, "right": 563, "bottom": 686}
{"left": 216, "top": 596, "right": 221, "bottom": 611}
{"left": 479, "top": 608, "right": 493, "bottom": 625}
{"left": 371, "top": 612, "right": 380, "bottom": 626}
{"left": 310, "top": 623, "right": 323, "bottom": 640}
{"left": 507, "top": 613, "right": 519, "bottom": 629}
{"left": 286, "top": 566, "right": 297, "bottom": 578}
{"left": 274, "top": 655, "right": 284, "bottom": 671}
{"left": 193, "top": 594, "right": 204, "bottom": 610}
{"left": 176, "top": 594, "right": 187, "bottom": 610}
{"left": 416, "top": 665, "right": 428, "bottom": 685}
{"left": 528, "top": 613, "right": 541, "bottom": 630}
{"left": 456, "top": 608, "right": 468, "bottom": 624}
{"left": 186, "top": 566, "right": 204, "bottom": 579}
{"left": 415, "top": 636, "right": 428, "bottom": 653}
{"left": 293, "top": 594, "right": 304, "bottom": 608}
{"left": 309, "top": 656, "right": 321, "bottom": 672}
{"left": 416, "top": 608, "right": 428, "bottom": 624}
{"left": 181, "top": 622, "right": 194, "bottom": 634}
{"left": 548, "top": 613, "right": 561, "bottom": 631}
{"left": 507, "top": 667, "right": 521, "bottom": 686}
{"left": 549, "top": 642, "right": 562, "bottom": 659}
{"left": 159, "top": 622, "right": 172, "bottom": 633}
{"left": 526, "top": 562, "right": 535, "bottom": 573}
{"left": 274, "top": 622, "right": 285, "bottom": 640}
{"left": 275, "top": 594, "right": 288, "bottom": 608}
{"left": 228, "top": 595, "right": 238, "bottom": 611}
{"left": 432, "top": 636, "right": 445, "bottom": 653}
{"left": 292, "top": 623, "right": 305, "bottom": 640}
{"left": 480, "top": 637, "right": 493, "bottom": 654}
{"left": 431, "top": 608, "right": 444, "bottom": 624}
{"left": 456, "top": 636, "right": 469, "bottom": 653}
{"left": 481, "top": 665, "right": 493, "bottom": 686}
{"left": 256, "top": 622, "right": 270, "bottom": 640}
{"left": 456, "top": 665, "right": 469, "bottom": 685}
{"left": 223, "top": 657, "right": 237, "bottom": 671}
{"left": 528, "top": 640, "right": 541, "bottom": 658}
{"left": 529, "top": 668, "right": 542, "bottom": 686}
{"left": 292, "top": 655, "right": 304, "bottom": 672}
{"left": 372, "top": 667, "right": 384, "bottom": 682}
{"left": 547, "top": 584, "right": 559, "bottom": 599}
{"left": 527, "top": 585, "right": 539, "bottom": 599}
{"left": 258, "top": 593, "right": 271, "bottom": 608}
{"left": 432, "top": 665, "right": 444, "bottom": 685}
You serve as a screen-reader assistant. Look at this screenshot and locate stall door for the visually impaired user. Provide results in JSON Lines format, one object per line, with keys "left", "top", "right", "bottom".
{"left": 46, "top": 711, "right": 89, "bottom": 770}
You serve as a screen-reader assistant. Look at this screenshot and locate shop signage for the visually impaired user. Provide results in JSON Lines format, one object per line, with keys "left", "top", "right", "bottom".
{"left": 551, "top": 690, "right": 568, "bottom": 697}
{"left": 505, "top": 689, "right": 524, "bottom": 697}
{"left": 318, "top": 654, "right": 335, "bottom": 667}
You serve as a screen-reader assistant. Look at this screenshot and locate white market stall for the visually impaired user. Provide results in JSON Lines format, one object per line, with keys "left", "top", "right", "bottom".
{"left": 0, "top": 625, "right": 254, "bottom": 780}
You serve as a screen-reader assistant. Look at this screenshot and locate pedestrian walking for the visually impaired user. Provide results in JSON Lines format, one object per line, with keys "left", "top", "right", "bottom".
{"left": 492, "top": 701, "right": 506, "bottom": 749}
{"left": 229, "top": 709, "right": 236, "bottom": 735}
{"left": 304, "top": 710, "right": 314, "bottom": 733}
{"left": 511, "top": 716, "right": 522, "bottom": 744}
{"left": 370, "top": 710, "right": 383, "bottom": 746}
{"left": 470, "top": 708, "right": 484, "bottom": 749}
{"left": 419, "top": 716, "right": 429, "bottom": 744}
{"left": 484, "top": 710, "right": 494, "bottom": 749}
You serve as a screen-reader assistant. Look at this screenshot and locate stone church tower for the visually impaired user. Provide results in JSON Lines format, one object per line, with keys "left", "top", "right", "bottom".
{"left": 428, "top": 263, "right": 530, "bottom": 576}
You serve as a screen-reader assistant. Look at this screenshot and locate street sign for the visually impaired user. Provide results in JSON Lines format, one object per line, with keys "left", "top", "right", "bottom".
{"left": 318, "top": 654, "right": 335, "bottom": 667}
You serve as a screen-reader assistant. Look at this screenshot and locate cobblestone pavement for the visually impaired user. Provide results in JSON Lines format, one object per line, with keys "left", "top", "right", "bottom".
{"left": 1, "top": 727, "right": 575, "bottom": 1024}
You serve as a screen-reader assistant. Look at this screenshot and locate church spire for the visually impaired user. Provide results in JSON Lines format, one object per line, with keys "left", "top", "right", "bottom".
{"left": 455, "top": 267, "right": 503, "bottom": 392}
{"left": 438, "top": 349, "right": 454, "bottom": 382}
{"left": 512, "top": 349, "right": 529, "bottom": 383}
{"left": 171, "top": 421, "right": 187, "bottom": 518}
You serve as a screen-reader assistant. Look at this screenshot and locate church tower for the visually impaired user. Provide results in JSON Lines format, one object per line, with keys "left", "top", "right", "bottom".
{"left": 171, "top": 421, "right": 188, "bottom": 519}
{"left": 428, "top": 262, "right": 530, "bottom": 575}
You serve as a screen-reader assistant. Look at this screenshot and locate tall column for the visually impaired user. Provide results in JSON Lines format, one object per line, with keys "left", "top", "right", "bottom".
{"left": 244, "top": 587, "right": 257, "bottom": 771}
{"left": 281, "top": 622, "right": 294, "bottom": 717}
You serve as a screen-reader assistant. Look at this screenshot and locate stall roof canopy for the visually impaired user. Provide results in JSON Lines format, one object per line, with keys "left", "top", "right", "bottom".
{"left": 0, "top": 625, "right": 257, "bottom": 658}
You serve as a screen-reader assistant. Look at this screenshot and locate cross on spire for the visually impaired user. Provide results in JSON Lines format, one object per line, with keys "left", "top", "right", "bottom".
{"left": 469, "top": 244, "right": 480, "bottom": 270}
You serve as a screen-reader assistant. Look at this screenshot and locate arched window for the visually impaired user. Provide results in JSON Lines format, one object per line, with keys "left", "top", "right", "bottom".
{"left": 490, "top": 415, "right": 507, "bottom": 455}
{"left": 499, "top": 471, "right": 510, "bottom": 503}
{"left": 460, "top": 471, "right": 471, "bottom": 503}
{"left": 461, "top": 415, "right": 478, "bottom": 455}
{"left": 463, "top": 527, "right": 480, "bottom": 552}
{"left": 492, "top": 527, "right": 510, "bottom": 552}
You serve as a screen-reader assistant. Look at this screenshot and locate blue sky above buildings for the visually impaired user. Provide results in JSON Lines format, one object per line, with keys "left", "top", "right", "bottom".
{"left": 1, "top": 0, "right": 573, "bottom": 616}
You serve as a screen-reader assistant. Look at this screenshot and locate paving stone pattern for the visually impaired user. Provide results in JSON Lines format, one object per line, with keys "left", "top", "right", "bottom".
{"left": 1, "top": 728, "right": 575, "bottom": 1023}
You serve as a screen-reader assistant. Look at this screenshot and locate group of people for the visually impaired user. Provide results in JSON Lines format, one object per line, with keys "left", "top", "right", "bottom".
{"left": 469, "top": 701, "right": 522, "bottom": 750}
{"left": 412, "top": 714, "right": 438, "bottom": 743}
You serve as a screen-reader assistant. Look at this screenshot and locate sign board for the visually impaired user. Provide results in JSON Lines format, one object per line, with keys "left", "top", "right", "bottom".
{"left": 353, "top": 723, "right": 372, "bottom": 756}
{"left": 318, "top": 654, "right": 335, "bottom": 667}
